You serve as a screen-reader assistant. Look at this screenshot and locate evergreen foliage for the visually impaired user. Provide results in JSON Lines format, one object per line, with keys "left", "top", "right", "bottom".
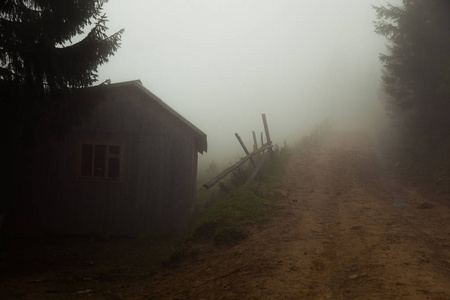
{"left": 1, "top": 0, "right": 123, "bottom": 140}
{"left": 1, "top": 0, "right": 123, "bottom": 91}
{"left": 373, "top": 0, "right": 450, "bottom": 129}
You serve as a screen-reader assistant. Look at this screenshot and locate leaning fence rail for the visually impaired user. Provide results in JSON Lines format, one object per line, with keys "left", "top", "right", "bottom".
{"left": 203, "top": 113, "right": 273, "bottom": 189}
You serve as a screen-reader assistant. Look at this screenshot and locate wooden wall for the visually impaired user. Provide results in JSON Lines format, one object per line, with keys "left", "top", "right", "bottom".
{"left": 25, "top": 85, "right": 200, "bottom": 236}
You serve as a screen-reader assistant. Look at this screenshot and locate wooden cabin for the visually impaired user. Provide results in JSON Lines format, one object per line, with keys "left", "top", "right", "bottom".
{"left": 20, "top": 80, "right": 207, "bottom": 236}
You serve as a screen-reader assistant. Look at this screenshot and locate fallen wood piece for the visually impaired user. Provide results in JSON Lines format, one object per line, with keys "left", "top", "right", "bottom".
{"left": 235, "top": 133, "right": 256, "bottom": 167}
{"left": 262, "top": 113, "right": 273, "bottom": 156}
{"left": 203, "top": 144, "right": 273, "bottom": 189}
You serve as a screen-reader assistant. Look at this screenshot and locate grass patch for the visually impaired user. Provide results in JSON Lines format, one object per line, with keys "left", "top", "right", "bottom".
{"left": 163, "top": 187, "right": 273, "bottom": 266}
{"left": 194, "top": 147, "right": 289, "bottom": 242}
{"left": 199, "top": 189, "right": 269, "bottom": 227}
{"left": 193, "top": 187, "right": 271, "bottom": 247}
{"left": 163, "top": 142, "right": 292, "bottom": 265}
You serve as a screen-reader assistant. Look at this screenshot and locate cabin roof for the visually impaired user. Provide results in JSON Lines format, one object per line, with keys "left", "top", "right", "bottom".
{"left": 81, "top": 80, "right": 207, "bottom": 154}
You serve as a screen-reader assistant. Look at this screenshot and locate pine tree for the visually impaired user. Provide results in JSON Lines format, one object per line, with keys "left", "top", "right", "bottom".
{"left": 373, "top": 0, "right": 450, "bottom": 120}
{"left": 1, "top": 0, "right": 123, "bottom": 90}
{"left": 1, "top": 0, "right": 123, "bottom": 140}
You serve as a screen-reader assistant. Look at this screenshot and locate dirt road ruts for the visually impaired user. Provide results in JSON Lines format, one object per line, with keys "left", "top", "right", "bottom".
{"left": 127, "top": 132, "right": 450, "bottom": 299}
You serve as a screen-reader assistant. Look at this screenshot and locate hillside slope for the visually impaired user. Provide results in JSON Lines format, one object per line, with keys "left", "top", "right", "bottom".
{"left": 110, "top": 132, "right": 450, "bottom": 298}
{"left": 119, "top": 133, "right": 450, "bottom": 299}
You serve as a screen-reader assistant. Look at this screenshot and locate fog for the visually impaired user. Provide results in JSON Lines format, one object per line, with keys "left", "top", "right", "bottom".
{"left": 97, "top": 0, "right": 400, "bottom": 171}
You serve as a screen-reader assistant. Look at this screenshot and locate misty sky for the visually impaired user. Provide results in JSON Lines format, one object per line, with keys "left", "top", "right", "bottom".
{"left": 97, "top": 0, "right": 400, "bottom": 167}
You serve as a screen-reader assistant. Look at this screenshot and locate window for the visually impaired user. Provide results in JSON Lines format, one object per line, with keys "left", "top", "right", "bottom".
{"left": 77, "top": 142, "right": 122, "bottom": 181}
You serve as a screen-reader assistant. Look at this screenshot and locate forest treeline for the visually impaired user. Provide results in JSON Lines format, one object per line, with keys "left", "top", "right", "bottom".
{"left": 374, "top": 0, "right": 450, "bottom": 183}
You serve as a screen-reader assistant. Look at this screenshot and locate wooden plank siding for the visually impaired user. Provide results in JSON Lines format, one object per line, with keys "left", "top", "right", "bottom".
{"left": 24, "top": 81, "right": 206, "bottom": 236}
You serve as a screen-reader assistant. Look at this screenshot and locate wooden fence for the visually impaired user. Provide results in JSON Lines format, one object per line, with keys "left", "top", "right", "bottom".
{"left": 203, "top": 113, "right": 274, "bottom": 189}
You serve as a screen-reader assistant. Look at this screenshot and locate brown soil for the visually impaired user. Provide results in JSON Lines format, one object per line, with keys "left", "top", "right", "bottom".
{"left": 124, "top": 131, "right": 450, "bottom": 299}
{"left": 3, "top": 131, "right": 450, "bottom": 299}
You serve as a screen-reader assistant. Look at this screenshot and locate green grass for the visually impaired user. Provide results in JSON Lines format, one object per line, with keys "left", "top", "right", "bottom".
{"left": 162, "top": 142, "right": 293, "bottom": 265}
{"left": 194, "top": 187, "right": 272, "bottom": 246}
{"left": 163, "top": 186, "right": 274, "bottom": 265}
{"left": 162, "top": 148, "right": 290, "bottom": 265}
{"left": 194, "top": 147, "right": 290, "bottom": 238}
{"left": 200, "top": 189, "right": 269, "bottom": 225}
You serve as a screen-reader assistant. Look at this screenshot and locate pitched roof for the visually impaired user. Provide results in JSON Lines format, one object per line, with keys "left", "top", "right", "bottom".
{"left": 85, "top": 80, "right": 207, "bottom": 153}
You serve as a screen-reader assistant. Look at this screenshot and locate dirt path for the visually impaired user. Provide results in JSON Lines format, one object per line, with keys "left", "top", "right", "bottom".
{"left": 124, "top": 132, "right": 450, "bottom": 299}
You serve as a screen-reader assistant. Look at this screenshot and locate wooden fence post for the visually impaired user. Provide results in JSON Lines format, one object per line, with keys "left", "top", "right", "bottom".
{"left": 262, "top": 113, "right": 273, "bottom": 156}
{"left": 260, "top": 132, "right": 264, "bottom": 148}
{"left": 252, "top": 131, "right": 258, "bottom": 152}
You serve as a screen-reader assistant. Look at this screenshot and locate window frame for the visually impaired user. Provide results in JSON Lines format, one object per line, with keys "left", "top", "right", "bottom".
{"left": 76, "top": 140, "right": 123, "bottom": 183}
